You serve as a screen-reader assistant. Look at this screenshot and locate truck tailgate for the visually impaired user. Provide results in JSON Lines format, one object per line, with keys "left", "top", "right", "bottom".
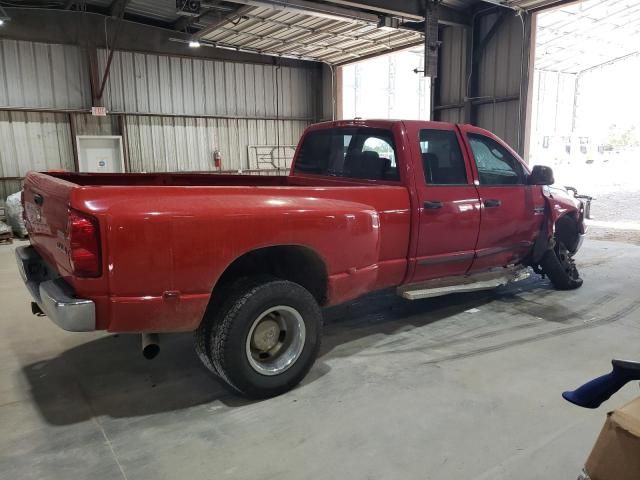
{"left": 23, "top": 172, "right": 75, "bottom": 276}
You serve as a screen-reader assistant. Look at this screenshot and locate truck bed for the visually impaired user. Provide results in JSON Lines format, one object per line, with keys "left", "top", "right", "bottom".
{"left": 46, "top": 171, "right": 390, "bottom": 188}
{"left": 23, "top": 171, "right": 412, "bottom": 331}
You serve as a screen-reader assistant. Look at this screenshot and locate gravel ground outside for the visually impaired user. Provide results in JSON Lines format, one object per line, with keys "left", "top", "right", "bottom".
{"left": 543, "top": 152, "right": 640, "bottom": 245}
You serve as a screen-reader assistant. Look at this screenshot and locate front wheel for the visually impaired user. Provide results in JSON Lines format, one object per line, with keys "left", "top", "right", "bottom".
{"left": 196, "top": 277, "right": 322, "bottom": 399}
{"left": 540, "top": 241, "right": 583, "bottom": 290}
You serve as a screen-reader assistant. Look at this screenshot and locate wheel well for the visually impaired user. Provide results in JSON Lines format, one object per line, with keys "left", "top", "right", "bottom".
{"left": 555, "top": 214, "right": 579, "bottom": 251}
{"left": 213, "top": 246, "right": 328, "bottom": 306}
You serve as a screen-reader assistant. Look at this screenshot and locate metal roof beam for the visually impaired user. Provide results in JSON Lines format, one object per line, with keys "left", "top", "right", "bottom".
{"left": 108, "top": 0, "right": 131, "bottom": 17}
{"left": 319, "top": 0, "right": 470, "bottom": 25}
{"left": 237, "top": 13, "right": 378, "bottom": 43}
{"left": 333, "top": 38, "right": 424, "bottom": 65}
{"left": 193, "top": 5, "right": 255, "bottom": 38}
{"left": 528, "top": 0, "right": 578, "bottom": 13}
{"left": 173, "top": 2, "right": 239, "bottom": 32}
{"left": 1, "top": 7, "right": 316, "bottom": 67}
{"left": 223, "top": 0, "right": 381, "bottom": 23}
{"left": 212, "top": 26, "right": 348, "bottom": 53}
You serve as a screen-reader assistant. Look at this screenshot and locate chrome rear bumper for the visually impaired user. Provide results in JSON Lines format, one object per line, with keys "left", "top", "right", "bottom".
{"left": 15, "top": 246, "right": 96, "bottom": 332}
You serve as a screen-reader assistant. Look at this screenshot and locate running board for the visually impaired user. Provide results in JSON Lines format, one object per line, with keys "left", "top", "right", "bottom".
{"left": 399, "top": 267, "right": 530, "bottom": 300}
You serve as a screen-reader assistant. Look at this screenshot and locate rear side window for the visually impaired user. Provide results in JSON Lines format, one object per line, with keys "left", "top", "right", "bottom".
{"left": 467, "top": 134, "right": 526, "bottom": 185}
{"left": 294, "top": 128, "right": 399, "bottom": 181}
{"left": 419, "top": 129, "right": 468, "bottom": 185}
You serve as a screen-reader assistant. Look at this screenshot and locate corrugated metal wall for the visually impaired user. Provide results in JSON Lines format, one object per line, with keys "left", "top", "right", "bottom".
{"left": 98, "top": 50, "right": 316, "bottom": 120}
{"left": 321, "top": 64, "right": 334, "bottom": 122}
{"left": 126, "top": 115, "right": 308, "bottom": 172}
{"left": 436, "top": 26, "right": 467, "bottom": 124}
{"left": 72, "top": 113, "right": 120, "bottom": 136}
{"left": 0, "top": 39, "right": 322, "bottom": 199}
{"left": 474, "top": 12, "right": 526, "bottom": 150}
{"left": 434, "top": 12, "right": 532, "bottom": 155}
{"left": 0, "top": 111, "right": 74, "bottom": 198}
{"left": 0, "top": 39, "right": 91, "bottom": 109}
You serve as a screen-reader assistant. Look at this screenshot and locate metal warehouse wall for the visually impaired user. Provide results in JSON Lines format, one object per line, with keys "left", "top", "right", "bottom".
{"left": 0, "top": 39, "right": 90, "bottom": 109}
{"left": 433, "top": 10, "right": 533, "bottom": 156}
{"left": 97, "top": 49, "right": 317, "bottom": 172}
{"left": 0, "top": 111, "right": 74, "bottom": 199}
{"left": 474, "top": 12, "right": 527, "bottom": 150}
{"left": 98, "top": 50, "right": 317, "bottom": 120}
{"left": 0, "top": 38, "right": 322, "bottom": 197}
{"left": 435, "top": 26, "right": 467, "bottom": 124}
{"left": 321, "top": 64, "right": 335, "bottom": 122}
{"left": 126, "top": 116, "right": 308, "bottom": 173}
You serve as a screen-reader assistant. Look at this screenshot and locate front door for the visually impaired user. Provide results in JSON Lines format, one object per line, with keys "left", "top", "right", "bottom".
{"left": 459, "top": 125, "right": 545, "bottom": 272}
{"left": 410, "top": 124, "right": 481, "bottom": 282}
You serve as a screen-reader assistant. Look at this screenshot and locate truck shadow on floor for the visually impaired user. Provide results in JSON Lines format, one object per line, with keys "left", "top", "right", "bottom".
{"left": 21, "top": 276, "right": 559, "bottom": 426}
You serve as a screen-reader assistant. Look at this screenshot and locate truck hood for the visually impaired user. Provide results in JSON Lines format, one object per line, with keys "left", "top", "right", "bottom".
{"left": 547, "top": 185, "right": 582, "bottom": 210}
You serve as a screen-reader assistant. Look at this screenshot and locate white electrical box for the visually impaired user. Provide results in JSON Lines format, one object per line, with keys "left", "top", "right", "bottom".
{"left": 76, "top": 136, "right": 125, "bottom": 173}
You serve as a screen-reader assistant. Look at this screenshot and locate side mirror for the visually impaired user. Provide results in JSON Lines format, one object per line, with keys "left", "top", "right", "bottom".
{"left": 529, "top": 165, "right": 554, "bottom": 185}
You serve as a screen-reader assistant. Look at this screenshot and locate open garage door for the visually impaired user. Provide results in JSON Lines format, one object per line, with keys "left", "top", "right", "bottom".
{"left": 529, "top": 0, "right": 640, "bottom": 244}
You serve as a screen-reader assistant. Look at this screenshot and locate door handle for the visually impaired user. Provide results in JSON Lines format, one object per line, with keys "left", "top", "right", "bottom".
{"left": 424, "top": 200, "right": 443, "bottom": 210}
{"left": 483, "top": 199, "right": 501, "bottom": 208}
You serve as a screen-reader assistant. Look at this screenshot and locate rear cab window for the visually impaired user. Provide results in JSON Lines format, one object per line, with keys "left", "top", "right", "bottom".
{"left": 294, "top": 127, "right": 400, "bottom": 181}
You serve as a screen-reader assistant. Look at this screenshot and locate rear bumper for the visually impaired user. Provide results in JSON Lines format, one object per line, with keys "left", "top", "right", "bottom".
{"left": 15, "top": 246, "right": 96, "bottom": 332}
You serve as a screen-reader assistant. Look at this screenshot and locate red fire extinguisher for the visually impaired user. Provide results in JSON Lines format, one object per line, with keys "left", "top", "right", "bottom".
{"left": 213, "top": 149, "right": 222, "bottom": 171}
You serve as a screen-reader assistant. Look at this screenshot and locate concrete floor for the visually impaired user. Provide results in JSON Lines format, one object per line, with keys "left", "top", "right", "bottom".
{"left": 1, "top": 238, "right": 639, "bottom": 480}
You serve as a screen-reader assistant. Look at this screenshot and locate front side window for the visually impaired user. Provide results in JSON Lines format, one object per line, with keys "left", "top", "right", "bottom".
{"left": 294, "top": 128, "right": 399, "bottom": 181}
{"left": 467, "top": 134, "right": 526, "bottom": 185}
{"left": 419, "top": 129, "right": 468, "bottom": 185}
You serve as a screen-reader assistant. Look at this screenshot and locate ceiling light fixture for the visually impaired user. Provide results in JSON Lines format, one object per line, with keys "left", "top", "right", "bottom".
{"left": 189, "top": 40, "right": 201, "bottom": 48}
{"left": 0, "top": 5, "right": 9, "bottom": 25}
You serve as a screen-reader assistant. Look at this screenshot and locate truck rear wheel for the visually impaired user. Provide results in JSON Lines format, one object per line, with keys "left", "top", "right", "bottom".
{"left": 540, "top": 241, "right": 583, "bottom": 290}
{"left": 196, "top": 277, "right": 322, "bottom": 399}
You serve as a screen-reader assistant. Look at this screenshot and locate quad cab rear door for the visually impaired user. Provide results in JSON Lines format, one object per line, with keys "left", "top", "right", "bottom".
{"left": 405, "top": 122, "right": 481, "bottom": 282}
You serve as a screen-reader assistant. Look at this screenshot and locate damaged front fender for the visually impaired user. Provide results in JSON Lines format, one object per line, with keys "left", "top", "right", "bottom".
{"left": 531, "top": 185, "right": 587, "bottom": 264}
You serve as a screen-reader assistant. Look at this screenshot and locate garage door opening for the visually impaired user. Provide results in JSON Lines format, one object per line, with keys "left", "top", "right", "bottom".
{"left": 340, "top": 46, "right": 430, "bottom": 120}
{"left": 529, "top": 0, "right": 640, "bottom": 244}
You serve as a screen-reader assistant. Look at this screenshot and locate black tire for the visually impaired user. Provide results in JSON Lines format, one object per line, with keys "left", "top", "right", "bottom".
{"left": 540, "top": 241, "right": 583, "bottom": 290}
{"left": 196, "top": 276, "right": 322, "bottom": 399}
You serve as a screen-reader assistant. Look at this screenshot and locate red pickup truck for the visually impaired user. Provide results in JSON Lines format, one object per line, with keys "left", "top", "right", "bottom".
{"left": 16, "top": 120, "right": 586, "bottom": 398}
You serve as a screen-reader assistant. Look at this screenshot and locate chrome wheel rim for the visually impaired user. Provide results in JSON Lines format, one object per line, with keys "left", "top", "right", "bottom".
{"left": 245, "top": 306, "right": 306, "bottom": 376}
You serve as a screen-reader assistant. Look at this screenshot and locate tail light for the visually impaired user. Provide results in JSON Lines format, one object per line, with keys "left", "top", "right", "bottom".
{"left": 68, "top": 210, "right": 102, "bottom": 277}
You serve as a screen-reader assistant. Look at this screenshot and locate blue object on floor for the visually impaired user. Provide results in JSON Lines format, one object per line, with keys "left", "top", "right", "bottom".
{"left": 563, "top": 359, "right": 640, "bottom": 409}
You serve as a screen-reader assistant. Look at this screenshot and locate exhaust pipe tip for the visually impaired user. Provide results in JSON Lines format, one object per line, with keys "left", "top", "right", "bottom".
{"left": 142, "top": 343, "right": 160, "bottom": 360}
{"left": 141, "top": 333, "right": 160, "bottom": 360}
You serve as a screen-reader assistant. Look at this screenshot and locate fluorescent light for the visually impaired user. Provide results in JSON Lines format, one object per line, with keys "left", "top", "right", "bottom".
{"left": 188, "top": 40, "right": 201, "bottom": 48}
{"left": 0, "top": 19, "right": 4, "bottom": 26}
